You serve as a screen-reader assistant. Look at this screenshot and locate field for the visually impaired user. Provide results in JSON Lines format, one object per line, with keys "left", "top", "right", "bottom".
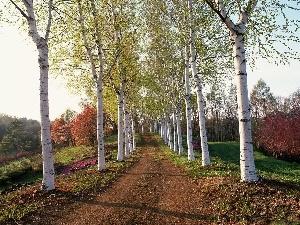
{"left": 0, "top": 134, "right": 299, "bottom": 224}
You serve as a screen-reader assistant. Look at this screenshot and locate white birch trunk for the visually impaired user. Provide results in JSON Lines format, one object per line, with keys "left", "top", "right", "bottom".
{"left": 167, "top": 115, "right": 173, "bottom": 149}
{"left": 173, "top": 110, "right": 178, "bottom": 152}
{"left": 188, "top": 0, "right": 210, "bottom": 165}
{"left": 78, "top": 0, "right": 106, "bottom": 170}
{"left": 128, "top": 113, "right": 133, "bottom": 153}
{"left": 131, "top": 109, "right": 136, "bottom": 151}
{"left": 123, "top": 96, "right": 130, "bottom": 157}
{"left": 208, "top": 0, "right": 259, "bottom": 182}
{"left": 184, "top": 45, "right": 195, "bottom": 160}
{"left": 21, "top": 0, "right": 54, "bottom": 190}
{"left": 177, "top": 103, "right": 184, "bottom": 155}
{"left": 96, "top": 91, "right": 105, "bottom": 169}
{"left": 161, "top": 119, "right": 164, "bottom": 138}
{"left": 224, "top": 6, "right": 258, "bottom": 181}
{"left": 39, "top": 40, "right": 55, "bottom": 190}
{"left": 163, "top": 116, "right": 168, "bottom": 144}
{"left": 159, "top": 117, "right": 163, "bottom": 137}
{"left": 117, "top": 91, "right": 124, "bottom": 161}
{"left": 97, "top": 80, "right": 106, "bottom": 170}
{"left": 232, "top": 31, "right": 258, "bottom": 181}
{"left": 154, "top": 120, "right": 158, "bottom": 133}
{"left": 92, "top": 0, "right": 106, "bottom": 170}
{"left": 194, "top": 74, "right": 210, "bottom": 166}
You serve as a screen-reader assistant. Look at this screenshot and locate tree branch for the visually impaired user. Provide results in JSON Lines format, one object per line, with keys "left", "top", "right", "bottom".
{"left": 204, "top": 0, "right": 235, "bottom": 32}
{"left": 45, "top": 0, "right": 53, "bottom": 42}
{"left": 10, "top": 0, "right": 29, "bottom": 19}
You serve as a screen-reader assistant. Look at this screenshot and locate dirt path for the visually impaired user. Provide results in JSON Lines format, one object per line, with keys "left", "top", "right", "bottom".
{"left": 31, "top": 135, "right": 216, "bottom": 224}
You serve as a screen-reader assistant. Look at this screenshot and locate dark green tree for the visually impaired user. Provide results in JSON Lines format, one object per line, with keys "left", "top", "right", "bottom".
{"left": 1, "top": 119, "right": 26, "bottom": 154}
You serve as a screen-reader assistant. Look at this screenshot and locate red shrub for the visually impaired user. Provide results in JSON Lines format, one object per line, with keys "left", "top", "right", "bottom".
{"left": 256, "top": 108, "right": 300, "bottom": 162}
{"left": 70, "top": 105, "right": 97, "bottom": 146}
{"left": 51, "top": 118, "right": 73, "bottom": 148}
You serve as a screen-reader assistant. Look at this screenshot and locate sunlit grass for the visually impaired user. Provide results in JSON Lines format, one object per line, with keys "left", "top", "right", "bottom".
{"left": 0, "top": 134, "right": 141, "bottom": 223}
{"left": 208, "top": 142, "right": 300, "bottom": 185}
{"left": 156, "top": 134, "right": 300, "bottom": 224}
{"left": 163, "top": 138, "right": 300, "bottom": 185}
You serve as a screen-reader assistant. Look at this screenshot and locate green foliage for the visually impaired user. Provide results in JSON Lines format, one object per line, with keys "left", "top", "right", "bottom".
{"left": 1, "top": 119, "right": 26, "bottom": 154}
{"left": 164, "top": 139, "right": 300, "bottom": 185}
{"left": 254, "top": 148, "right": 300, "bottom": 184}
{"left": 54, "top": 146, "right": 95, "bottom": 166}
{"left": 208, "top": 142, "right": 300, "bottom": 185}
{"left": 0, "top": 115, "right": 40, "bottom": 156}
{"left": 159, "top": 136, "right": 300, "bottom": 185}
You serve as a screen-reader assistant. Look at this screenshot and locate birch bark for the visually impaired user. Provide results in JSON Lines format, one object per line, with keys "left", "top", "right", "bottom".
{"left": 188, "top": 0, "right": 210, "bottom": 166}
{"left": 78, "top": 0, "right": 106, "bottom": 170}
{"left": 160, "top": 117, "right": 164, "bottom": 137}
{"left": 96, "top": 78, "right": 106, "bottom": 170}
{"left": 123, "top": 95, "right": 130, "bottom": 157}
{"left": 163, "top": 115, "right": 168, "bottom": 144}
{"left": 117, "top": 89, "right": 124, "bottom": 161}
{"left": 167, "top": 115, "right": 173, "bottom": 149}
{"left": 128, "top": 114, "right": 133, "bottom": 153}
{"left": 131, "top": 108, "right": 136, "bottom": 151}
{"left": 91, "top": 0, "right": 106, "bottom": 170}
{"left": 231, "top": 30, "right": 258, "bottom": 181}
{"left": 184, "top": 45, "right": 195, "bottom": 160}
{"left": 205, "top": 0, "right": 259, "bottom": 181}
{"left": 14, "top": 0, "right": 55, "bottom": 190}
{"left": 176, "top": 103, "right": 184, "bottom": 155}
{"left": 173, "top": 110, "right": 178, "bottom": 152}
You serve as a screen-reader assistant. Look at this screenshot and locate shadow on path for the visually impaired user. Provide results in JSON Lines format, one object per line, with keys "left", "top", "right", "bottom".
{"left": 82, "top": 200, "right": 213, "bottom": 221}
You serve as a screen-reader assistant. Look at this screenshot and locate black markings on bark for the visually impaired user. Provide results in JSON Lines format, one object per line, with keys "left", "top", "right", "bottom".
{"left": 240, "top": 59, "right": 246, "bottom": 65}
{"left": 240, "top": 118, "right": 250, "bottom": 122}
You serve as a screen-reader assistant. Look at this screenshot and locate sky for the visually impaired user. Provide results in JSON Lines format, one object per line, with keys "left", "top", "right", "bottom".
{"left": 0, "top": 23, "right": 299, "bottom": 122}
{"left": 0, "top": 24, "right": 81, "bottom": 121}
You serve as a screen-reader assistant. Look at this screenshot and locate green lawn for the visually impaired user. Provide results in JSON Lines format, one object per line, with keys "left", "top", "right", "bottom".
{"left": 209, "top": 142, "right": 300, "bottom": 185}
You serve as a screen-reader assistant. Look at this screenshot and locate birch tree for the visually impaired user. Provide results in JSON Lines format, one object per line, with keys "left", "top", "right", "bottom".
{"left": 184, "top": 44, "right": 195, "bottom": 160}
{"left": 9, "top": 0, "right": 55, "bottom": 190}
{"left": 76, "top": 0, "right": 106, "bottom": 170}
{"left": 106, "top": 0, "right": 140, "bottom": 161}
{"left": 141, "top": 0, "right": 187, "bottom": 155}
{"left": 203, "top": 0, "right": 299, "bottom": 181}
{"left": 188, "top": 0, "right": 210, "bottom": 165}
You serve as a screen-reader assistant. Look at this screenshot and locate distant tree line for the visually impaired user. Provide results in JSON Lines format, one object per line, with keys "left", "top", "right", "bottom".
{"left": 0, "top": 114, "right": 40, "bottom": 155}
{"left": 0, "top": 105, "right": 117, "bottom": 155}
{"left": 187, "top": 79, "right": 299, "bottom": 162}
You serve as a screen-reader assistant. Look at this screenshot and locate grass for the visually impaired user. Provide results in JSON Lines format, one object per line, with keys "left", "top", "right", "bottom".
{"left": 0, "top": 135, "right": 121, "bottom": 191}
{"left": 0, "top": 134, "right": 141, "bottom": 223}
{"left": 208, "top": 141, "right": 300, "bottom": 185}
{"left": 54, "top": 146, "right": 95, "bottom": 165}
{"left": 161, "top": 138, "right": 300, "bottom": 185}
{"left": 1, "top": 133, "right": 299, "bottom": 224}
{"left": 157, "top": 135, "right": 300, "bottom": 224}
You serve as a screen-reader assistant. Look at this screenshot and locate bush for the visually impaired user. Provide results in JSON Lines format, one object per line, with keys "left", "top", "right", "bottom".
{"left": 71, "top": 105, "right": 97, "bottom": 146}
{"left": 255, "top": 108, "right": 300, "bottom": 162}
